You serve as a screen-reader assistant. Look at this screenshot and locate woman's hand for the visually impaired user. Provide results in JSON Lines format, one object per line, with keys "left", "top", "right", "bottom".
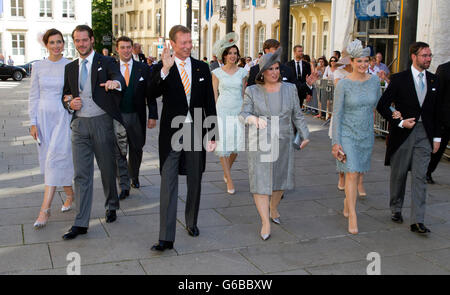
{"left": 332, "top": 144, "right": 346, "bottom": 162}
{"left": 30, "top": 125, "right": 38, "bottom": 140}
{"left": 248, "top": 116, "right": 267, "bottom": 129}
{"left": 299, "top": 139, "right": 310, "bottom": 150}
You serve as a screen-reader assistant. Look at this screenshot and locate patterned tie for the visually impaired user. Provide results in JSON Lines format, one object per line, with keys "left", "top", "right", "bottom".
{"left": 80, "top": 59, "right": 88, "bottom": 91}
{"left": 297, "top": 61, "right": 302, "bottom": 80}
{"left": 418, "top": 72, "right": 425, "bottom": 91}
{"left": 124, "top": 63, "right": 130, "bottom": 86}
{"left": 179, "top": 61, "right": 190, "bottom": 96}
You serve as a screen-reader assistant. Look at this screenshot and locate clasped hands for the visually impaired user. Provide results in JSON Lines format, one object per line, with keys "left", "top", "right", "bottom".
{"left": 247, "top": 115, "right": 310, "bottom": 149}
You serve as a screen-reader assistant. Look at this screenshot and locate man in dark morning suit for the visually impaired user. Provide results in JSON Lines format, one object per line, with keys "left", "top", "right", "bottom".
{"left": 377, "top": 42, "right": 441, "bottom": 234}
{"left": 285, "top": 45, "right": 315, "bottom": 107}
{"left": 61, "top": 25, "right": 126, "bottom": 240}
{"left": 149, "top": 26, "right": 217, "bottom": 251}
{"left": 114, "top": 36, "right": 158, "bottom": 199}
{"left": 247, "top": 39, "right": 296, "bottom": 86}
{"left": 426, "top": 61, "right": 450, "bottom": 184}
{"left": 132, "top": 43, "right": 147, "bottom": 63}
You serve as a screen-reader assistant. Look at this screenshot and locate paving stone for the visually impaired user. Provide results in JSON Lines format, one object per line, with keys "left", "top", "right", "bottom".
{"left": 306, "top": 254, "right": 450, "bottom": 275}
{"left": 238, "top": 236, "right": 369, "bottom": 273}
{"left": 0, "top": 244, "right": 52, "bottom": 274}
{"left": 417, "top": 248, "right": 450, "bottom": 272}
{"left": 0, "top": 224, "right": 22, "bottom": 247}
{"left": 140, "top": 250, "right": 262, "bottom": 275}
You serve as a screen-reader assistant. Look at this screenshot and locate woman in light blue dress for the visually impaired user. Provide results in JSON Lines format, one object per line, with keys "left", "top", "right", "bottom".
{"left": 28, "top": 29, "right": 74, "bottom": 228}
{"left": 331, "top": 40, "right": 382, "bottom": 235}
{"left": 212, "top": 33, "right": 248, "bottom": 194}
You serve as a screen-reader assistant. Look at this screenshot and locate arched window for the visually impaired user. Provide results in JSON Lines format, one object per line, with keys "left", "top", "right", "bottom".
{"left": 257, "top": 26, "right": 265, "bottom": 53}
{"left": 243, "top": 27, "right": 249, "bottom": 57}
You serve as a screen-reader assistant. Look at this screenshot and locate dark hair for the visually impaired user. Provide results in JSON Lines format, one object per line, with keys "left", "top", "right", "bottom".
{"left": 43, "top": 29, "right": 64, "bottom": 46}
{"left": 255, "top": 62, "right": 282, "bottom": 85}
{"left": 203, "top": 56, "right": 208, "bottom": 60}
{"left": 169, "top": 25, "right": 191, "bottom": 42}
{"left": 303, "top": 55, "right": 311, "bottom": 63}
{"left": 222, "top": 45, "right": 241, "bottom": 65}
{"left": 116, "top": 36, "right": 133, "bottom": 47}
{"left": 72, "top": 25, "right": 94, "bottom": 40}
{"left": 293, "top": 45, "right": 303, "bottom": 51}
{"left": 238, "top": 57, "right": 246, "bottom": 67}
{"left": 333, "top": 50, "right": 341, "bottom": 59}
{"left": 318, "top": 56, "right": 328, "bottom": 67}
{"left": 263, "top": 39, "right": 280, "bottom": 53}
{"left": 329, "top": 57, "right": 338, "bottom": 63}
{"left": 409, "top": 42, "right": 429, "bottom": 59}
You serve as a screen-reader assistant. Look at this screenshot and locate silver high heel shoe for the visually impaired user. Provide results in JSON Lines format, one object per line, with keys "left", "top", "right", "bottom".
{"left": 270, "top": 217, "right": 281, "bottom": 225}
{"left": 61, "top": 195, "right": 73, "bottom": 212}
{"left": 33, "top": 208, "right": 51, "bottom": 229}
{"left": 261, "top": 233, "right": 271, "bottom": 241}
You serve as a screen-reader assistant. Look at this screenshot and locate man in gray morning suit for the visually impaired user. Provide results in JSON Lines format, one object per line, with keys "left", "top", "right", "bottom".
{"left": 377, "top": 42, "right": 441, "bottom": 234}
{"left": 61, "top": 25, "right": 125, "bottom": 240}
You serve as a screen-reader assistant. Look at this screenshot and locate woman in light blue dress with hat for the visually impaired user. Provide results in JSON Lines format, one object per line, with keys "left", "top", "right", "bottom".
{"left": 212, "top": 32, "right": 248, "bottom": 194}
{"left": 331, "top": 40, "right": 383, "bottom": 235}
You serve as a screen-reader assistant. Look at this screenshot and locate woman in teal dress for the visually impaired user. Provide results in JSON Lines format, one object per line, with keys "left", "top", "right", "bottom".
{"left": 212, "top": 33, "right": 248, "bottom": 194}
{"left": 331, "top": 40, "right": 382, "bottom": 235}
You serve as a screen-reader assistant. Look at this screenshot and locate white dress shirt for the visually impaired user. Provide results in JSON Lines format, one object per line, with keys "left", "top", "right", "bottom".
{"left": 120, "top": 58, "right": 133, "bottom": 78}
{"left": 78, "top": 50, "right": 122, "bottom": 91}
{"left": 161, "top": 56, "right": 193, "bottom": 123}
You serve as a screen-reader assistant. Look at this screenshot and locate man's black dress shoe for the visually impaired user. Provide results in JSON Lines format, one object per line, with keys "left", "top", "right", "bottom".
{"left": 411, "top": 223, "right": 431, "bottom": 234}
{"left": 119, "top": 189, "right": 129, "bottom": 200}
{"left": 62, "top": 226, "right": 87, "bottom": 240}
{"left": 131, "top": 179, "right": 140, "bottom": 189}
{"left": 426, "top": 173, "right": 435, "bottom": 184}
{"left": 186, "top": 225, "right": 200, "bottom": 237}
{"left": 391, "top": 212, "right": 403, "bottom": 224}
{"left": 106, "top": 209, "right": 117, "bottom": 223}
{"left": 151, "top": 240, "right": 174, "bottom": 251}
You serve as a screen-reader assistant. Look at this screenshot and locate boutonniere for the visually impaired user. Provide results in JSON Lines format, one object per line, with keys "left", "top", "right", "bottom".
{"left": 430, "top": 79, "right": 434, "bottom": 84}
{"left": 196, "top": 68, "right": 200, "bottom": 72}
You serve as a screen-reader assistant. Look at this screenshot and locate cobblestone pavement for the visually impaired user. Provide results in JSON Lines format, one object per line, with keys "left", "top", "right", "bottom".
{"left": 1, "top": 78, "right": 449, "bottom": 275}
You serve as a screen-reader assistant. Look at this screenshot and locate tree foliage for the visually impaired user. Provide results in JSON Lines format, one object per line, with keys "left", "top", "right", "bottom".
{"left": 92, "top": 0, "right": 112, "bottom": 53}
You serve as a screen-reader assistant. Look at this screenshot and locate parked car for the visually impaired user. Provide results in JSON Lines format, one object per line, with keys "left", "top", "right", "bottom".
{"left": 17, "top": 60, "right": 40, "bottom": 76}
{"left": 0, "top": 62, "right": 28, "bottom": 81}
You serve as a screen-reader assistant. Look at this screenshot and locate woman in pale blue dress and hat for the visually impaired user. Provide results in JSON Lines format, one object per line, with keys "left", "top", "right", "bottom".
{"left": 240, "top": 48, "right": 312, "bottom": 240}
{"left": 212, "top": 32, "right": 248, "bottom": 194}
{"left": 331, "top": 40, "right": 385, "bottom": 234}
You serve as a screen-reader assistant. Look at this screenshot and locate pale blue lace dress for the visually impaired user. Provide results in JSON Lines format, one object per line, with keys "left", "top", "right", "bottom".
{"left": 331, "top": 75, "right": 382, "bottom": 173}
{"left": 212, "top": 67, "right": 248, "bottom": 157}
{"left": 28, "top": 57, "right": 74, "bottom": 186}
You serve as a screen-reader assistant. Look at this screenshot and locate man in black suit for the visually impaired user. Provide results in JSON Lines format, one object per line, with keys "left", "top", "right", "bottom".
{"left": 114, "top": 36, "right": 158, "bottom": 199}
{"left": 132, "top": 43, "right": 147, "bottom": 63}
{"left": 247, "top": 39, "right": 296, "bottom": 86}
{"left": 149, "top": 25, "right": 217, "bottom": 251}
{"left": 285, "top": 45, "right": 315, "bottom": 107}
{"left": 61, "top": 25, "right": 125, "bottom": 240}
{"left": 377, "top": 42, "right": 441, "bottom": 234}
{"left": 426, "top": 61, "right": 450, "bottom": 184}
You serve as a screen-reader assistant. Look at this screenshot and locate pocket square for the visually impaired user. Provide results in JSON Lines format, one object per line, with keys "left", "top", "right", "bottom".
{"left": 282, "top": 77, "right": 287, "bottom": 81}
{"left": 139, "top": 77, "right": 144, "bottom": 81}
{"left": 199, "top": 78, "right": 205, "bottom": 82}
{"left": 98, "top": 67, "right": 102, "bottom": 71}
{"left": 432, "top": 88, "right": 436, "bottom": 91}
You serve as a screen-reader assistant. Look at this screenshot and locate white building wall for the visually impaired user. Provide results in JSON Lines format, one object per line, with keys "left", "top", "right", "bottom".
{"left": 0, "top": 0, "right": 91, "bottom": 64}
{"left": 416, "top": 0, "right": 450, "bottom": 73}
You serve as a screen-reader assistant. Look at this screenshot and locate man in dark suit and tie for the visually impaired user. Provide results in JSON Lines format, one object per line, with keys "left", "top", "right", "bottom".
{"left": 149, "top": 25, "right": 217, "bottom": 251}
{"left": 132, "top": 43, "right": 147, "bottom": 63}
{"left": 114, "top": 36, "right": 158, "bottom": 199}
{"left": 285, "top": 45, "right": 315, "bottom": 107}
{"left": 377, "top": 42, "right": 441, "bottom": 234}
{"left": 247, "top": 39, "right": 296, "bottom": 86}
{"left": 426, "top": 61, "right": 450, "bottom": 184}
{"left": 60, "top": 25, "right": 125, "bottom": 240}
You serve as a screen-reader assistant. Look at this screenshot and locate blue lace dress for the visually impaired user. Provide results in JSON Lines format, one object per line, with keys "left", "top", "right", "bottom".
{"left": 331, "top": 75, "right": 382, "bottom": 173}
{"left": 212, "top": 67, "right": 248, "bottom": 157}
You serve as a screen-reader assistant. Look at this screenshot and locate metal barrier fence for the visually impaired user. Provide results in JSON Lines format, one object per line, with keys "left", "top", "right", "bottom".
{"left": 303, "top": 79, "right": 389, "bottom": 135}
